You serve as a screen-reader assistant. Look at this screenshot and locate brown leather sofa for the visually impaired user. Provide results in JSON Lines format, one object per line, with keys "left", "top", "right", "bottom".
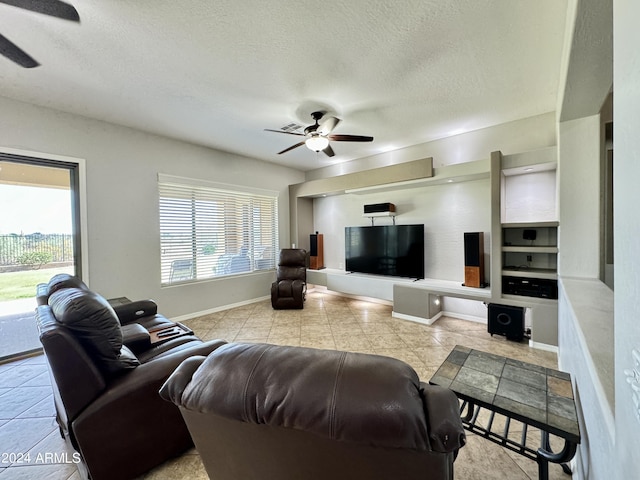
{"left": 35, "top": 274, "right": 226, "bottom": 480}
{"left": 160, "top": 342, "right": 466, "bottom": 480}
{"left": 271, "top": 248, "right": 307, "bottom": 309}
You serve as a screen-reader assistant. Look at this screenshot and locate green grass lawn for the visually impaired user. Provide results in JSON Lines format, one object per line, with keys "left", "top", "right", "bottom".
{"left": 0, "top": 266, "right": 75, "bottom": 302}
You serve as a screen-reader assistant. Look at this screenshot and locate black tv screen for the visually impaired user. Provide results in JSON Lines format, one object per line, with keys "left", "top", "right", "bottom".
{"left": 345, "top": 224, "right": 424, "bottom": 279}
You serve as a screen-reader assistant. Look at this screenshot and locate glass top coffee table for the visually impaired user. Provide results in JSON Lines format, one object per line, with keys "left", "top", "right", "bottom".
{"left": 430, "top": 345, "right": 580, "bottom": 480}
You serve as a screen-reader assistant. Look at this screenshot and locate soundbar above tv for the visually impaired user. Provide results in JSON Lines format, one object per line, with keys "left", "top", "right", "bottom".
{"left": 345, "top": 224, "right": 425, "bottom": 279}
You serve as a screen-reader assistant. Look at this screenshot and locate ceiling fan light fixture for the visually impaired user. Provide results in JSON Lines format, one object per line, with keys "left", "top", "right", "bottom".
{"left": 305, "top": 135, "right": 329, "bottom": 152}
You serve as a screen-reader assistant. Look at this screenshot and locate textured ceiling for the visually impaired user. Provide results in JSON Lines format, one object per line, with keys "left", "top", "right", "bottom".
{"left": 0, "top": 1, "right": 569, "bottom": 171}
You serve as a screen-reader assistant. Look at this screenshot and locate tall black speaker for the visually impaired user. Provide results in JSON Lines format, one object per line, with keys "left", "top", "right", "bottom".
{"left": 309, "top": 232, "right": 324, "bottom": 270}
{"left": 488, "top": 304, "right": 525, "bottom": 341}
{"left": 310, "top": 234, "right": 318, "bottom": 256}
{"left": 464, "top": 232, "right": 484, "bottom": 288}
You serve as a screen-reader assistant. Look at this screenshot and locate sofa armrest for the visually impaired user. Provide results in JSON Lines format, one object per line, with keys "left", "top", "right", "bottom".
{"left": 37, "top": 305, "right": 107, "bottom": 421}
{"left": 74, "top": 340, "right": 227, "bottom": 435}
{"left": 81, "top": 339, "right": 227, "bottom": 413}
{"left": 36, "top": 283, "right": 49, "bottom": 306}
{"left": 420, "top": 382, "right": 466, "bottom": 453}
{"left": 72, "top": 339, "right": 226, "bottom": 480}
{"left": 159, "top": 355, "right": 207, "bottom": 404}
{"left": 121, "top": 323, "right": 151, "bottom": 353}
{"left": 113, "top": 299, "right": 158, "bottom": 325}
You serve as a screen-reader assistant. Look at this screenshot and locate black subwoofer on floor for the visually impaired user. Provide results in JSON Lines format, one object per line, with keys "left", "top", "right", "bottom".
{"left": 488, "top": 304, "right": 525, "bottom": 341}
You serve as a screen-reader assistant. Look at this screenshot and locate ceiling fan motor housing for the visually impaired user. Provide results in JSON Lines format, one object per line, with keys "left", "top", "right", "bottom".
{"left": 304, "top": 111, "right": 324, "bottom": 135}
{"left": 265, "top": 109, "right": 372, "bottom": 157}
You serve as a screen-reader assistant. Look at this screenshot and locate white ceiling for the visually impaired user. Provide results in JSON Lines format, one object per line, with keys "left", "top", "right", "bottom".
{"left": 0, "top": 1, "right": 569, "bottom": 172}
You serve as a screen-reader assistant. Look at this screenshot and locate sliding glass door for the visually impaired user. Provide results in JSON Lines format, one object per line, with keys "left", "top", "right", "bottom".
{"left": 0, "top": 154, "right": 83, "bottom": 360}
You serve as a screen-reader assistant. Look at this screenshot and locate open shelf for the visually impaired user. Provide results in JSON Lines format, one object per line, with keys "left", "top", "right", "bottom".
{"left": 502, "top": 267, "right": 558, "bottom": 280}
{"left": 501, "top": 221, "right": 559, "bottom": 298}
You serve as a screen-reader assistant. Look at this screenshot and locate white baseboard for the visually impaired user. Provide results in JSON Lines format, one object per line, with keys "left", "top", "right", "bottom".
{"left": 392, "top": 310, "right": 443, "bottom": 326}
{"left": 170, "top": 295, "right": 271, "bottom": 322}
{"left": 528, "top": 340, "right": 559, "bottom": 353}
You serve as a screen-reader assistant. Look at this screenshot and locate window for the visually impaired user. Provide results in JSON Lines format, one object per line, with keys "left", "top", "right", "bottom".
{"left": 158, "top": 174, "right": 278, "bottom": 286}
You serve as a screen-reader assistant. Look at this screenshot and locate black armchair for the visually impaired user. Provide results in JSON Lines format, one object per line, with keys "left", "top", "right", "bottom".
{"left": 271, "top": 248, "right": 307, "bottom": 309}
{"left": 35, "top": 274, "right": 227, "bottom": 480}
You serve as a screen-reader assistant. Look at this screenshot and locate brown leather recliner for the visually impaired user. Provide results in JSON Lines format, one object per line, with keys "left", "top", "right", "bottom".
{"left": 160, "top": 342, "right": 466, "bottom": 480}
{"left": 271, "top": 248, "right": 307, "bottom": 309}
{"left": 35, "top": 274, "right": 227, "bottom": 480}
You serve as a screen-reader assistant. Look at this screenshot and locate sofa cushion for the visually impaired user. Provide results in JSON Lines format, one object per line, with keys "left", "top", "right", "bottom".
{"left": 49, "top": 287, "right": 139, "bottom": 375}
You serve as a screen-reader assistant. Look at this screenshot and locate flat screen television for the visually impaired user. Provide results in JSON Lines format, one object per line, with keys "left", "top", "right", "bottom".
{"left": 345, "top": 224, "right": 424, "bottom": 279}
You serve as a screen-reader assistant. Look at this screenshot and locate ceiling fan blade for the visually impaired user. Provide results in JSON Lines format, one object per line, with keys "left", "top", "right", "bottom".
{"left": 328, "top": 134, "right": 374, "bottom": 142}
{"left": 264, "top": 129, "right": 305, "bottom": 137}
{"left": 278, "top": 141, "right": 306, "bottom": 155}
{"left": 318, "top": 116, "right": 340, "bottom": 136}
{"left": 0, "top": 33, "right": 39, "bottom": 67}
{"left": 322, "top": 144, "right": 335, "bottom": 157}
{"left": 0, "top": 0, "right": 80, "bottom": 21}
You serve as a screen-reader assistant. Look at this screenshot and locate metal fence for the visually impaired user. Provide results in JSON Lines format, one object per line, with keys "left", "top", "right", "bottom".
{"left": 0, "top": 234, "right": 74, "bottom": 266}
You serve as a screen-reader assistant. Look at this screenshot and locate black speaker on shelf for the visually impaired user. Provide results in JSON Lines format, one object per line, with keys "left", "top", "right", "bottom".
{"left": 363, "top": 202, "right": 395, "bottom": 214}
{"left": 463, "top": 232, "right": 484, "bottom": 288}
{"left": 488, "top": 304, "right": 525, "bottom": 341}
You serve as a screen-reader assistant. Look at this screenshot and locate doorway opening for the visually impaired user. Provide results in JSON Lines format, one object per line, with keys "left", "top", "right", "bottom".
{"left": 0, "top": 154, "right": 83, "bottom": 361}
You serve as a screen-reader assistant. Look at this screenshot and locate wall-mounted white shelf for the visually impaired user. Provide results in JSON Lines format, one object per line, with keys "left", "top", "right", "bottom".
{"left": 502, "top": 221, "right": 559, "bottom": 229}
{"left": 502, "top": 246, "right": 558, "bottom": 254}
{"left": 363, "top": 210, "right": 397, "bottom": 225}
{"left": 346, "top": 159, "right": 490, "bottom": 195}
{"left": 502, "top": 268, "right": 558, "bottom": 280}
{"left": 363, "top": 211, "right": 396, "bottom": 218}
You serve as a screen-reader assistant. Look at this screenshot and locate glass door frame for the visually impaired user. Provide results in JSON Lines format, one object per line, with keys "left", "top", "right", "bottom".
{"left": 0, "top": 147, "right": 88, "bottom": 283}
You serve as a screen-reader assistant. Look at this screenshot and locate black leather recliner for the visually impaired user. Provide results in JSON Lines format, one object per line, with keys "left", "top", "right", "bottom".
{"left": 35, "top": 274, "right": 227, "bottom": 480}
{"left": 160, "top": 342, "right": 466, "bottom": 480}
{"left": 271, "top": 248, "right": 307, "bottom": 309}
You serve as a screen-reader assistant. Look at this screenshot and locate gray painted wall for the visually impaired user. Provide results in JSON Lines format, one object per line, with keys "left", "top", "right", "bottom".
{"left": 0, "top": 96, "right": 305, "bottom": 318}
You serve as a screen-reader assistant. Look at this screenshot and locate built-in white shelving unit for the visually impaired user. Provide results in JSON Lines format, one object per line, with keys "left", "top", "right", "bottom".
{"left": 501, "top": 221, "right": 559, "bottom": 281}
{"left": 293, "top": 147, "right": 561, "bottom": 346}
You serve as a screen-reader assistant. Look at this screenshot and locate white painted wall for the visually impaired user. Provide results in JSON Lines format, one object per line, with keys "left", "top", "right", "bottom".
{"left": 503, "top": 170, "right": 557, "bottom": 223}
{"left": 557, "top": 115, "right": 601, "bottom": 278}
{"left": 0, "top": 96, "right": 305, "bottom": 318}
{"left": 310, "top": 115, "right": 559, "bottom": 322}
{"left": 306, "top": 112, "right": 557, "bottom": 180}
{"left": 613, "top": 1, "right": 640, "bottom": 477}
{"left": 313, "top": 179, "right": 491, "bottom": 284}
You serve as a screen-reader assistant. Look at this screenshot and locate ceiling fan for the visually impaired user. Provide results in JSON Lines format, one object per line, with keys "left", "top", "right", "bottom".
{"left": 265, "top": 111, "right": 373, "bottom": 157}
{"left": 0, "top": 0, "right": 80, "bottom": 68}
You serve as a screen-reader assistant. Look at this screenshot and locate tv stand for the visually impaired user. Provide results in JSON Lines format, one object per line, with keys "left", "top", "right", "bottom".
{"left": 307, "top": 269, "right": 492, "bottom": 324}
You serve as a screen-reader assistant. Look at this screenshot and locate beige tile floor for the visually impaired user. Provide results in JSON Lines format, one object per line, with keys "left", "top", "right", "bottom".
{"left": 0, "top": 291, "right": 568, "bottom": 479}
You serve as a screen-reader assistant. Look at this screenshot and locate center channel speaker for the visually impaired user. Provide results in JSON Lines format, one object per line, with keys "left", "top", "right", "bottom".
{"left": 488, "top": 304, "right": 525, "bottom": 341}
{"left": 363, "top": 202, "right": 395, "bottom": 214}
{"left": 463, "top": 232, "right": 484, "bottom": 288}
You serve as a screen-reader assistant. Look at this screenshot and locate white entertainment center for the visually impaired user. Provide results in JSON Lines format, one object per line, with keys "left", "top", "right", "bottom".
{"left": 291, "top": 147, "right": 559, "bottom": 349}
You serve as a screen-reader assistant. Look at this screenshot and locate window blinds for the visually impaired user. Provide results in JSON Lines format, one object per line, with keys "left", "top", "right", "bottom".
{"left": 158, "top": 175, "right": 279, "bottom": 285}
